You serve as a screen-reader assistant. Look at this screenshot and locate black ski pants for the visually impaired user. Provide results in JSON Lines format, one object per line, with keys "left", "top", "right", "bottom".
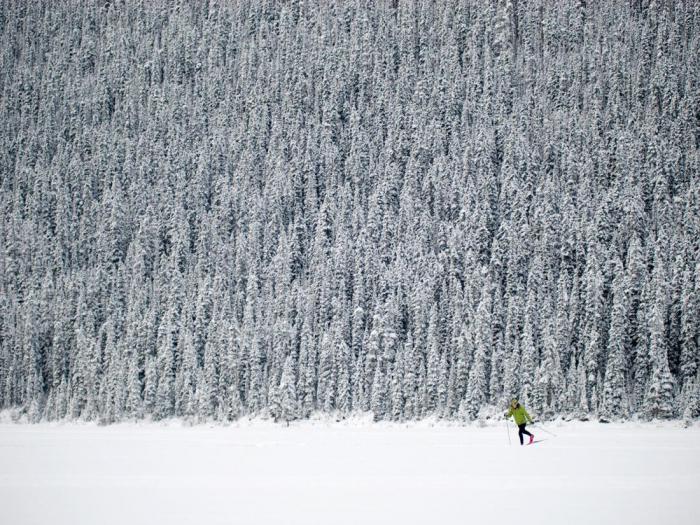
{"left": 518, "top": 423, "right": 533, "bottom": 445}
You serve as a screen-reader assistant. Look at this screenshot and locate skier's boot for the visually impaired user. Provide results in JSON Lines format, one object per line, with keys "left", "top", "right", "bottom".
{"left": 529, "top": 434, "right": 534, "bottom": 445}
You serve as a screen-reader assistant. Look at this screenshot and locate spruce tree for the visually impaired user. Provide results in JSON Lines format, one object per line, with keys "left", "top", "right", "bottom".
{"left": 601, "top": 259, "right": 630, "bottom": 420}
{"left": 279, "top": 354, "right": 298, "bottom": 424}
{"left": 645, "top": 249, "right": 675, "bottom": 419}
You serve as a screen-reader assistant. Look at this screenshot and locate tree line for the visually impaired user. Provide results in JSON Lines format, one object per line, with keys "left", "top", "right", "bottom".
{"left": 0, "top": 0, "right": 699, "bottom": 424}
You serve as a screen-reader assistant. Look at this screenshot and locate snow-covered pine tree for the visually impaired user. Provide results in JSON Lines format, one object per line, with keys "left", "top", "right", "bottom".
{"left": 601, "top": 259, "right": 630, "bottom": 421}
{"left": 520, "top": 309, "right": 537, "bottom": 409}
{"left": 370, "top": 361, "right": 387, "bottom": 422}
{"left": 645, "top": 246, "right": 675, "bottom": 419}
{"left": 538, "top": 316, "right": 564, "bottom": 417}
{"left": 279, "top": 354, "right": 298, "bottom": 424}
{"left": 582, "top": 247, "right": 605, "bottom": 415}
{"left": 317, "top": 331, "right": 336, "bottom": 413}
{"left": 464, "top": 284, "right": 492, "bottom": 419}
{"left": 679, "top": 265, "right": 698, "bottom": 386}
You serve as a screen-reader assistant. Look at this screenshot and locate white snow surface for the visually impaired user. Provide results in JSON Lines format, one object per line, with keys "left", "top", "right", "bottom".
{"left": 1, "top": 419, "right": 698, "bottom": 525}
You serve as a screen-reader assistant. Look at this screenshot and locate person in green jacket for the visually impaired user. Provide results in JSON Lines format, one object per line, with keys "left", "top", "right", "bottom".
{"left": 505, "top": 399, "right": 535, "bottom": 445}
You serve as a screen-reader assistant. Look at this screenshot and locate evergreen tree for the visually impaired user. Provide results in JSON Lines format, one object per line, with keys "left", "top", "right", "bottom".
{"left": 645, "top": 254, "right": 675, "bottom": 419}
{"left": 370, "top": 362, "right": 387, "bottom": 422}
{"left": 317, "top": 332, "right": 336, "bottom": 413}
{"left": 601, "top": 259, "right": 630, "bottom": 420}
{"left": 679, "top": 265, "right": 698, "bottom": 385}
{"left": 520, "top": 312, "right": 537, "bottom": 409}
{"left": 279, "top": 354, "right": 298, "bottom": 424}
{"left": 464, "top": 285, "right": 493, "bottom": 419}
{"left": 582, "top": 249, "right": 605, "bottom": 412}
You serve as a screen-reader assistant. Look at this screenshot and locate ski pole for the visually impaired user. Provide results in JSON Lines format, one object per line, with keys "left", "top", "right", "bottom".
{"left": 505, "top": 419, "right": 511, "bottom": 446}
{"left": 532, "top": 422, "right": 557, "bottom": 437}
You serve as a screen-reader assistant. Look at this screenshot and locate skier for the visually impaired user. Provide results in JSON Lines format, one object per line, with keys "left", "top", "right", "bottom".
{"left": 505, "top": 399, "right": 535, "bottom": 445}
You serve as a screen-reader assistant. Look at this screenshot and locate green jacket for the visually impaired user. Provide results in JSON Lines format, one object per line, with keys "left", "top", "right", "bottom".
{"left": 506, "top": 404, "right": 533, "bottom": 426}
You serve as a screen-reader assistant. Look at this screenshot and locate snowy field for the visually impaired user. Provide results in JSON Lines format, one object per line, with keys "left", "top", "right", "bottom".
{"left": 0, "top": 420, "right": 698, "bottom": 525}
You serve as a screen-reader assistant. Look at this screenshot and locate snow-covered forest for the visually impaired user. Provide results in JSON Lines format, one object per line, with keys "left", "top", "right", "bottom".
{"left": 1, "top": 0, "right": 699, "bottom": 424}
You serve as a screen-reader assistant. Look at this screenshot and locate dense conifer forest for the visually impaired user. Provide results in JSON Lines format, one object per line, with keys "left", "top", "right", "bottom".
{"left": 1, "top": 0, "right": 699, "bottom": 423}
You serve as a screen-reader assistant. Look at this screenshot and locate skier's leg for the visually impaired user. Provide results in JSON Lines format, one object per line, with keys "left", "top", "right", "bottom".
{"left": 521, "top": 425, "right": 533, "bottom": 438}
{"left": 518, "top": 424, "right": 525, "bottom": 445}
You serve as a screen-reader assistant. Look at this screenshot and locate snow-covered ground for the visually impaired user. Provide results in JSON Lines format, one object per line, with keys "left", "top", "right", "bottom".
{"left": 0, "top": 419, "right": 698, "bottom": 525}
